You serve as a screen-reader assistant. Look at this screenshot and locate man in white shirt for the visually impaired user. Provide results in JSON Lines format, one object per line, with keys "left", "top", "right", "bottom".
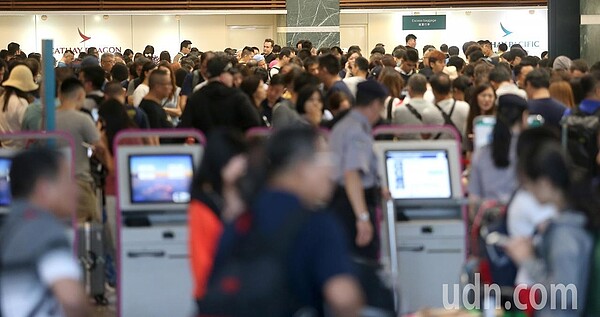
{"left": 393, "top": 74, "right": 443, "bottom": 139}
{"left": 173, "top": 40, "right": 192, "bottom": 64}
{"left": 489, "top": 65, "right": 527, "bottom": 100}
{"left": 430, "top": 73, "right": 470, "bottom": 139}
{"left": 269, "top": 48, "right": 292, "bottom": 78}
{"left": 342, "top": 56, "right": 368, "bottom": 98}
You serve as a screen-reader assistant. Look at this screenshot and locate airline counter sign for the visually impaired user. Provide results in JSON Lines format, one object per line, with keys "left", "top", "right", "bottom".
{"left": 403, "top": 15, "right": 447, "bottom": 30}
{"left": 492, "top": 23, "right": 541, "bottom": 49}
{"left": 53, "top": 28, "right": 122, "bottom": 55}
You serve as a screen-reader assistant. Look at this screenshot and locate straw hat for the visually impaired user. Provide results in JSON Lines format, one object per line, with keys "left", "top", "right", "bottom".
{"left": 2, "top": 65, "right": 38, "bottom": 92}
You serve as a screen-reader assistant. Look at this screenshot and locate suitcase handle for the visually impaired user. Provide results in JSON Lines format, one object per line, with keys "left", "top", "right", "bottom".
{"left": 127, "top": 251, "right": 166, "bottom": 258}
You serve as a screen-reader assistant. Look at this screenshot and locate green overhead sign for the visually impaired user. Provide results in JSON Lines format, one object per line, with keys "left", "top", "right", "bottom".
{"left": 403, "top": 15, "right": 446, "bottom": 30}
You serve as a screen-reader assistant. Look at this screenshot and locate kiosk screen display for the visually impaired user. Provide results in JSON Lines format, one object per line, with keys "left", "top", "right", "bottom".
{"left": 0, "top": 158, "right": 11, "bottom": 206}
{"left": 385, "top": 150, "right": 451, "bottom": 199}
{"left": 128, "top": 154, "right": 193, "bottom": 204}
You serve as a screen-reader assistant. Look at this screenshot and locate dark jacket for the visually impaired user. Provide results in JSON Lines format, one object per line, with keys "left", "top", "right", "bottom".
{"left": 179, "top": 81, "right": 262, "bottom": 134}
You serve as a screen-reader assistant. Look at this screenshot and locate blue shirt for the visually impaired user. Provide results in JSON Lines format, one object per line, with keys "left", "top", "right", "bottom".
{"left": 215, "top": 189, "right": 354, "bottom": 313}
{"left": 578, "top": 99, "right": 600, "bottom": 115}
{"left": 564, "top": 99, "right": 600, "bottom": 116}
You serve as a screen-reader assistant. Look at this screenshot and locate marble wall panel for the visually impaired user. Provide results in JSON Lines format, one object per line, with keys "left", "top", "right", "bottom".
{"left": 286, "top": 0, "right": 339, "bottom": 27}
{"left": 286, "top": 31, "right": 339, "bottom": 48}
{"left": 581, "top": 25, "right": 600, "bottom": 64}
{"left": 581, "top": 0, "right": 600, "bottom": 15}
{"left": 285, "top": 0, "right": 340, "bottom": 47}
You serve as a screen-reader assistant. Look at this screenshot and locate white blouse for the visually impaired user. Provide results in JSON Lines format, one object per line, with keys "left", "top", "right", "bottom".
{"left": 0, "top": 93, "right": 29, "bottom": 149}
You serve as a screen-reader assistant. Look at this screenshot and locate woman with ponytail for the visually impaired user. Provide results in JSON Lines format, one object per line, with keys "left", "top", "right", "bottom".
{"left": 468, "top": 94, "right": 528, "bottom": 207}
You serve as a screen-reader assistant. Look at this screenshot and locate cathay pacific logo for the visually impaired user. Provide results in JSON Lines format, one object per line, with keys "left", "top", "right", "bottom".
{"left": 500, "top": 23, "right": 513, "bottom": 37}
{"left": 78, "top": 28, "right": 91, "bottom": 43}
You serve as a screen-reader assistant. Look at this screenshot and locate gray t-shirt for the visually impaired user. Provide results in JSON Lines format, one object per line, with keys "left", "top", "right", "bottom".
{"left": 393, "top": 97, "right": 444, "bottom": 139}
{"left": 1, "top": 201, "right": 80, "bottom": 317}
{"left": 330, "top": 110, "right": 379, "bottom": 188}
{"left": 56, "top": 110, "right": 99, "bottom": 182}
{"left": 271, "top": 99, "right": 302, "bottom": 129}
{"left": 468, "top": 134, "right": 519, "bottom": 202}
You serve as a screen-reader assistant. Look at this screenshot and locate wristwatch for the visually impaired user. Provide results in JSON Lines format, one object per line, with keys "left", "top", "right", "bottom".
{"left": 357, "top": 212, "right": 370, "bottom": 222}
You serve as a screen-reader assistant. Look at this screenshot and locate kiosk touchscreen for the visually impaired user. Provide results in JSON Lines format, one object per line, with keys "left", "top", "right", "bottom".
{"left": 375, "top": 140, "right": 463, "bottom": 214}
{"left": 128, "top": 154, "right": 193, "bottom": 205}
{"left": 385, "top": 150, "right": 452, "bottom": 200}
{"left": 117, "top": 144, "right": 203, "bottom": 213}
{"left": 0, "top": 153, "right": 12, "bottom": 214}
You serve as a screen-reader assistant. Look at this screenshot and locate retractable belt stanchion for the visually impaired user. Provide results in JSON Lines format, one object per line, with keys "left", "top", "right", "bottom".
{"left": 113, "top": 129, "right": 205, "bottom": 317}
{"left": 372, "top": 124, "right": 463, "bottom": 166}
{"left": 245, "top": 127, "right": 331, "bottom": 140}
{"left": 385, "top": 199, "right": 399, "bottom": 313}
{"left": 244, "top": 127, "right": 272, "bottom": 140}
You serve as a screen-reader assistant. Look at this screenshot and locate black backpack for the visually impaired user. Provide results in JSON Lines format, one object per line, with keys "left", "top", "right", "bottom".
{"left": 197, "top": 211, "right": 312, "bottom": 317}
{"left": 478, "top": 201, "right": 517, "bottom": 287}
{"left": 561, "top": 107, "right": 600, "bottom": 178}
{"left": 434, "top": 100, "right": 462, "bottom": 141}
{"left": 86, "top": 94, "right": 104, "bottom": 111}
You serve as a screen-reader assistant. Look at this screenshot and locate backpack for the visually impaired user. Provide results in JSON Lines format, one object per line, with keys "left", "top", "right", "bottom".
{"left": 561, "top": 107, "right": 600, "bottom": 178}
{"left": 586, "top": 232, "right": 600, "bottom": 315}
{"left": 471, "top": 200, "right": 517, "bottom": 287}
{"left": 435, "top": 100, "right": 463, "bottom": 141}
{"left": 405, "top": 103, "right": 423, "bottom": 122}
{"left": 86, "top": 94, "right": 104, "bottom": 111}
{"left": 405, "top": 103, "right": 444, "bottom": 140}
{"left": 197, "top": 211, "right": 311, "bottom": 317}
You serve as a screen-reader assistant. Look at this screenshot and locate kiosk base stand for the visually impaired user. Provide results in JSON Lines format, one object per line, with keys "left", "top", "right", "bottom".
{"left": 382, "top": 201, "right": 466, "bottom": 315}
{"left": 120, "top": 218, "right": 194, "bottom": 317}
{"left": 395, "top": 219, "right": 465, "bottom": 313}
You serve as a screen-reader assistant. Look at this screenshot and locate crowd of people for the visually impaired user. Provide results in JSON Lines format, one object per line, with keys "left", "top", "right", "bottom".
{"left": 0, "top": 33, "right": 599, "bottom": 317}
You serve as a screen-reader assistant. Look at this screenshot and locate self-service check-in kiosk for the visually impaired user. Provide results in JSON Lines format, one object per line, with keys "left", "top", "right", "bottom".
{"left": 374, "top": 126, "right": 467, "bottom": 314}
{"left": 116, "top": 130, "right": 204, "bottom": 317}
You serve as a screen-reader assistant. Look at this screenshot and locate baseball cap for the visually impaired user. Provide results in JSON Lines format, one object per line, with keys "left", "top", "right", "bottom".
{"left": 498, "top": 93, "right": 527, "bottom": 111}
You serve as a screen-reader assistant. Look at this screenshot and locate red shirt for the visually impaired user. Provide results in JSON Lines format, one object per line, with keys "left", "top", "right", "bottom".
{"left": 187, "top": 199, "right": 223, "bottom": 299}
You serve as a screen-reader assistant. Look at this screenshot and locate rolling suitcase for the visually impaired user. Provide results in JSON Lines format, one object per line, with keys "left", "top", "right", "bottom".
{"left": 78, "top": 221, "right": 108, "bottom": 305}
